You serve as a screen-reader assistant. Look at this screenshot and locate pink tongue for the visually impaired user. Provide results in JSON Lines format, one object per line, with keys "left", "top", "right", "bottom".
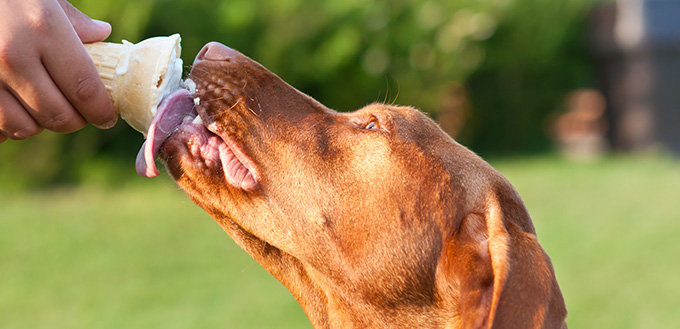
{"left": 135, "top": 89, "right": 195, "bottom": 177}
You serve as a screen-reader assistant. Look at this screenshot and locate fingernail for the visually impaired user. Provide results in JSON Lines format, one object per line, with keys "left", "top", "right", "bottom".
{"left": 92, "top": 19, "right": 111, "bottom": 30}
{"left": 95, "top": 116, "right": 118, "bottom": 130}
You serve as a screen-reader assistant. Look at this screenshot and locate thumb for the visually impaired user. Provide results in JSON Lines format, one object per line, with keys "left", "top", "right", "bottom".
{"left": 58, "top": 0, "right": 112, "bottom": 43}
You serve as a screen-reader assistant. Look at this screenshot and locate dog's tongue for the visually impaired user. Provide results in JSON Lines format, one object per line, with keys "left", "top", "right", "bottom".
{"left": 135, "top": 89, "right": 195, "bottom": 177}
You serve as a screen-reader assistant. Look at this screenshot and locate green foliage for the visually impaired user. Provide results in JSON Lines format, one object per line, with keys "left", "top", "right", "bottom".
{"left": 0, "top": 0, "right": 598, "bottom": 188}
{"left": 0, "top": 132, "right": 61, "bottom": 191}
{"left": 464, "top": 0, "right": 597, "bottom": 154}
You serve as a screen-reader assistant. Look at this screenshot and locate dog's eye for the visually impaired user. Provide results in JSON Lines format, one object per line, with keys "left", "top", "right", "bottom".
{"left": 363, "top": 116, "right": 380, "bottom": 130}
{"left": 352, "top": 115, "right": 383, "bottom": 132}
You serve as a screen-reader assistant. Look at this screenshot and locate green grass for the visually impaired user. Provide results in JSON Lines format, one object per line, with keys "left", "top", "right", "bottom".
{"left": 2, "top": 155, "right": 679, "bottom": 328}
{"left": 0, "top": 178, "right": 311, "bottom": 329}
{"left": 493, "top": 155, "right": 680, "bottom": 329}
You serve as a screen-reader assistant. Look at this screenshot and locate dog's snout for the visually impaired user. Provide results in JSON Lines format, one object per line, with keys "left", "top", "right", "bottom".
{"left": 194, "top": 42, "right": 237, "bottom": 64}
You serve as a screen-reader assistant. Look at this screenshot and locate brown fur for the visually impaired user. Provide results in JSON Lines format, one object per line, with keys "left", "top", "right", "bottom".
{"left": 159, "top": 43, "right": 567, "bottom": 328}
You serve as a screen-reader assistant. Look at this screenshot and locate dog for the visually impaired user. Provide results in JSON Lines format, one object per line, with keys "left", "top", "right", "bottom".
{"left": 154, "top": 42, "right": 568, "bottom": 328}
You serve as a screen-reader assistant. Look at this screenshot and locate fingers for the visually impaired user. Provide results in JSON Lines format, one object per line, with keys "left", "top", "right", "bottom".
{"left": 42, "top": 51, "right": 117, "bottom": 129}
{"left": 0, "top": 88, "right": 42, "bottom": 140}
{"left": 39, "top": 1, "right": 117, "bottom": 129}
{"left": 57, "top": 0, "right": 111, "bottom": 43}
{"left": 9, "top": 65, "right": 88, "bottom": 134}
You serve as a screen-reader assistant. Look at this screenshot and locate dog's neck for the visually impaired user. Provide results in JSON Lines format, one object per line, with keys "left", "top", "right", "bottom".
{"left": 282, "top": 262, "right": 449, "bottom": 329}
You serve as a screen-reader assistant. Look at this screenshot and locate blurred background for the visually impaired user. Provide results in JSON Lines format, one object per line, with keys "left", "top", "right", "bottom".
{"left": 1, "top": 0, "right": 679, "bottom": 328}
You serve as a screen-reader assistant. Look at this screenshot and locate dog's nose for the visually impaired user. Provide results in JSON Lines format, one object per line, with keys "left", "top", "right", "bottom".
{"left": 194, "top": 42, "right": 237, "bottom": 64}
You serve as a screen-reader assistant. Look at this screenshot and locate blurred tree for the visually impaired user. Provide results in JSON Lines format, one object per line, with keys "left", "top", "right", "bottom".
{"left": 464, "top": 0, "right": 597, "bottom": 154}
{"left": 0, "top": 0, "right": 598, "bottom": 189}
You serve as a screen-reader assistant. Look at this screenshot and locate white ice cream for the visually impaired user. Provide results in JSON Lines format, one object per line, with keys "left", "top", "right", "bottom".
{"left": 152, "top": 45, "right": 184, "bottom": 115}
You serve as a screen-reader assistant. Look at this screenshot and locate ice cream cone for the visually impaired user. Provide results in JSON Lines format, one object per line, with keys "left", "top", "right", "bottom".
{"left": 84, "top": 34, "right": 184, "bottom": 135}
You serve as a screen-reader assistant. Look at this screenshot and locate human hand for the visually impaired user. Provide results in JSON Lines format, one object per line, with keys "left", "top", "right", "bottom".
{"left": 0, "top": 0, "right": 117, "bottom": 143}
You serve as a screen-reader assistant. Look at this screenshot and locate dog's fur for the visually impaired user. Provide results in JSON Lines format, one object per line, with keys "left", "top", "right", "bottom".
{"left": 159, "top": 42, "right": 567, "bottom": 329}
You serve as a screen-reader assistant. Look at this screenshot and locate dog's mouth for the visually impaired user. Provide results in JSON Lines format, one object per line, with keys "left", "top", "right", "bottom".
{"left": 134, "top": 83, "right": 258, "bottom": 191}
{"left": 134, "top": 88, "right": 194, "bottom": 178}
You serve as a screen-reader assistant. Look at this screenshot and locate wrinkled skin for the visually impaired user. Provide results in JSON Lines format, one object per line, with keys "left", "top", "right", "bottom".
{"left": 159, "top": 43, "right": 567, "bottom": 329}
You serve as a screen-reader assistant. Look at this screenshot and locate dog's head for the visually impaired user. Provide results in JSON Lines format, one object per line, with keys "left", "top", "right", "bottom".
{"left": 156, "top": 42, "right": 567, "bottom": 328}
{"left": 161, "top": 43, "right": 458, "bottom": 266}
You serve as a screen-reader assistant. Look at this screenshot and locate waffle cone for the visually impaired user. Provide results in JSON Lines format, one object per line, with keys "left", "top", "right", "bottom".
{"left": 84, "top": 34, "right": 183, "bottom": 135}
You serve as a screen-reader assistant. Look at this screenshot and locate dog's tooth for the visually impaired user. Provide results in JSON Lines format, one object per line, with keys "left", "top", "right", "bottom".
{"left": 182, "top": 79, "right": 197, "bottom": 94}
{"left": 194, "top": 97, "right": 201, "bottom": 106}
{"left": 192, "top": 115, "right": 204, "bottom": 125}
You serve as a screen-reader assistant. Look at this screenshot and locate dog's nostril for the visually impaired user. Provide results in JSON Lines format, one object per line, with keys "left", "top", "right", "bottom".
{"left": 195, "top": 42, "right": 235, "bottom": 62}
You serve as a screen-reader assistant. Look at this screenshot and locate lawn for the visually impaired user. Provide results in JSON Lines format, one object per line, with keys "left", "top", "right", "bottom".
{"left": 1, "top": 155, "right": 679, "bottom": 328}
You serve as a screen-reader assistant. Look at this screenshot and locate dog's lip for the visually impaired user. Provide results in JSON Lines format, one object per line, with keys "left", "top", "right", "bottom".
{"left": 160, "top": 116, "right": 259, "bottom": 191}
{"left": 153, "top": 87, "right": 260, "bottom": 191}
{"left": 212, "top": 129, "right": 260, "bottom": 191}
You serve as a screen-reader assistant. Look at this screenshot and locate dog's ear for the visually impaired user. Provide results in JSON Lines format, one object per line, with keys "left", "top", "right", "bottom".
{"left": 440, "top": 192, "right": 567, "bottom": 329}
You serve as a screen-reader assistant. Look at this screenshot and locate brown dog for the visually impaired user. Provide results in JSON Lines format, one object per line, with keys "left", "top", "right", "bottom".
{"left": 155, "top": 42, "right": 567, "bottom": 328}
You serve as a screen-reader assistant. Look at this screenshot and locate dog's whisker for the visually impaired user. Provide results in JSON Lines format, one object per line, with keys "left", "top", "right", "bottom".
{"left": 391, "top": 79, "right": 401, "bottom": 105}
{"left": 249, "top": 97, "right": 262, "bottom": 116}
{"left": 383, "top": 76, "right": 391, "bottom": 105}
{"left": 211, "top": 87, "right": 235, "bottom": 92}
{"left": 203, "top": 97, "right": 226, "bottom": 103}
{"left": 187, "top": 66, "right": 209, "bottom": 75}
{"left": 228, "top": 98, "right": 243, "bottom": 111}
